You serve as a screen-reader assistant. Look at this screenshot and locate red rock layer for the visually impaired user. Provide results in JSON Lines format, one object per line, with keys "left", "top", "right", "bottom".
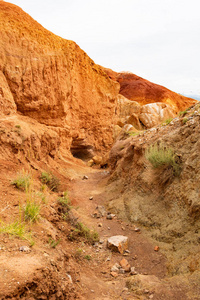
{"left": 103, "top": 68, "right": 197, "bottom": 112}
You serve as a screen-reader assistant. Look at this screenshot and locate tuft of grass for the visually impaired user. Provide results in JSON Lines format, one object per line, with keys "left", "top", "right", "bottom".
{"left": 145, "top": 143, "right": 181, "bottom": 176}
{"left": 40, "top": 171, "right": 60, "bottom": 192}
{"left": 128, "top": 131, "right": 141, "bottom": 137}
{"left": 48, "top": 237, "right": 61, "bottom": 248}
{"left": 0, "top": 220, "right": 33, "bottom": 245}
{"left": 179, "top": 109, "right": 189, "bottom": 117}
{"left": 74, "top": 248, "right": 83, "bottom": 260}
{"left": 69, "top": 222, "right": 99, "bottom": 244}
{"left": 182, "top": 117, "right": 188, "bottom": 124}
{"left": 84, "top": 254, "right": 92, "bottom": 261}
{"left": 15, "top": 125, "right": 21, "bottom": 129}
{"left": 163, "top": 117, "right": 173, "bottom": 125}
{"left": 11, "top": 169, "right": 31, "bottom": 191}
{"left": 57, "top": 191, "right": 71, "bottom": 209}
{"left": 23, "top": 200, "right": 41, "bottom": 223}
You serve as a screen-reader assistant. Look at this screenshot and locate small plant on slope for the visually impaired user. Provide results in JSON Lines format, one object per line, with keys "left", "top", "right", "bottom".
{"left": 48, "top": 237, "right": 61, "bottom": 248}
{"left": 11, "top": 169, "right": 31, "bottom": 191}
{"left": 69, "top": 222, "right": 99, "bottom": 244}
{"left": 23, "top": 200, "right": 41, "bottom": 223}
{"left": 0, "top": 220, "right": 33, "bottom": 244}
{"left": 57, "top": 191, "right": 71, "bottom": 209}
{"left": 145, "top": 143, "right": 180, "bottom": 176}
{"left": 163, "top": 118, "right": 173, "bottom": 125}
{"left": 40, "top": 171, "right": 60, "bottom": 192}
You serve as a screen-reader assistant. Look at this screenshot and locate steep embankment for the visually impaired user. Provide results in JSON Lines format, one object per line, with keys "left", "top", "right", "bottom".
{"left": 0, "top": 1, "right": 119, "bottom": 160}
{"left": 104, "top": 68, "right": 197, "bottom": 112}
{"left": 106, "top": 103, "right": 200, "bottom": 284}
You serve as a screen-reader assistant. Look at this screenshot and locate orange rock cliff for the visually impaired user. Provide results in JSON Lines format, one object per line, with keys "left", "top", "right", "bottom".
{"left": 0, "top": 1, "right": 119, "bottom": 159}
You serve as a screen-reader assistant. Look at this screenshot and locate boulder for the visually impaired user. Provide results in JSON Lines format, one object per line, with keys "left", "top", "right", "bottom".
{"left": 107, "top": 235, "right": 128, "bottom": 254}
{"left": 139, "top": 102, "right": 176, "bottom": 128}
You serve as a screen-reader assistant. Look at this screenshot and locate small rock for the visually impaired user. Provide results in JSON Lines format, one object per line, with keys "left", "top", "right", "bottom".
{"left": 89, "top": 196, "right": 93, "bottom": 200}
{"left": 154, "top": 246, "right": 159, "bottom": 252}
{"left": 19, "top": 246, "right": 31, "bottom": 253}
{"left": 134, "top": 227, "right": 140, "bottom": 232}
{"left": 108, "top": 227, "right": 111, "bottom": 230}
{"left": 119, "top": 258, "right": 131, "bottom": 272}
{"left": 88, "top": 160, "right": 94, "bottom": 167}
{"left": 122, "top": 287, "right": 129, "bottom": 292}
{"left": 43, "top": 253, "right": 49, "bottom": 257}
{"left": 106, "top": 214, "right": 115, "bottom": 220}
{"left": 111, "top": 263, "right": 120, "bottom": 272}
{"left": 110, "top": 271, "right": 118, "bottom": 278}
{"left": 125, "top": 249, "right": 130, "bottom": 254}
{"left": 106, "top": 257, "right": 111, "bottom": 261}
{"left": 66, "top": 274, "right": 73, "bottom": 284}
{"left": 107, "top": 235, "right": 128, "bottom": 254}
{"left": 149, "top": 295, "right": 154, "bottom": 299}
{"left": 98, "top": 223, "right": 103, "bottom": 227}
{"left": 92, "top": 155, "right": 102, "bottom": 165}
{"left": 130, "top": 267, "right": 138, "bottom": 275}
{"left": 121, "top": 226, "right": 125, "bottom": 230}
{"left": 99, "top": 239, "right": 104, "bottom": 244}
{"left": 92, "top": 205, "right": 107, "bottom": 218}
{"left": 50, "top": 259, "right": 56, "bottom": 266}
{"left": 119, "top": 268, "right": 125, "bottom": 274}
{"left": 82, "top": 175, "right": 88, "bottom": 180}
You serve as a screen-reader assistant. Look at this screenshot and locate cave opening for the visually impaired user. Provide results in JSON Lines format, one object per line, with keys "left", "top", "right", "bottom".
{"left": 70, "top": 138, "right": 94, "bottom": 161}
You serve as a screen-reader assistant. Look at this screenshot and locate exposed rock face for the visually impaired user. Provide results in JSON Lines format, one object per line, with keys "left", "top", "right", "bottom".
{"left": 116, "top": 95, "right": 176, "bottom": 130}
{"left": 0, "top": 1, "right": 119, "bottom": 158}
{"left": 104, "top": 68, "right": 197, "bottom": 112}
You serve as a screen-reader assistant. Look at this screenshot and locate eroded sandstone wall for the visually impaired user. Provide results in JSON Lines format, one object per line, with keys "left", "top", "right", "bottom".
{"left": 0, "top": 2, "right": 119, "bottom": 155}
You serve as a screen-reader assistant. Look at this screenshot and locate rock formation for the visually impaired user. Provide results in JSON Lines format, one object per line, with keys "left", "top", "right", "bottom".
{"left": 104, "top": 68, "right": 197, "bottom": 112}
{"left": 0, "top": 1, "right": 119, "bottom": 160}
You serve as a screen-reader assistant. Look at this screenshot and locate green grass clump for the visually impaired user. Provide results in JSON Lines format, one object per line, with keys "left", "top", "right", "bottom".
{"left": 23, "top": 200, "right": 41, "bottom": 223}
{"left": 182, "top": 117, "right": 188, "bottom": 124}
{"left": 163, "top": 118, "right": 173, "bottom": 125}
{"left": 70, "top": 222, "right": 99, "bottom": 244}
{"left": 40, "top": 171, "right": 60, "bottom": 192}
{"left": 128, "top": 131, "right": 141, "bottom": 137}
{"left": 145, "top": 143, "right": 180, "bottom": 176}
{"left": 179, "top": 109, "right": 189, "bottom": 117}
{"left": 48, "top": 237, "right": 61, "bottom": 248}
{"left": 11, "top": 169, "right": 31, "bottom": 191}
{"left": 57, "top": 191, "right": 71, "bottom": 208}
{"left": 0, "top": 220, "right": 33, "bottom": 244}
{"left": 84, "top": 255, "right": 92, "bottom": 260}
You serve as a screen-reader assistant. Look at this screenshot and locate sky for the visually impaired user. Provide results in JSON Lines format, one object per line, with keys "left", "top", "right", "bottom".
{"left": 8, "top": 0, "right": 200, "bottom": 96}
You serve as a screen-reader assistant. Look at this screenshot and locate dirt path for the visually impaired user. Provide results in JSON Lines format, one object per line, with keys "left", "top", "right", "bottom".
{"left": 0, "top": 162, "right": 191, "bottom": 299}
{"left": 67, "top": 168, "right": 172, "bottom": 300}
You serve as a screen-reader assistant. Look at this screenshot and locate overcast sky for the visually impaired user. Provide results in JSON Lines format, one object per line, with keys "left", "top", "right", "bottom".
{"left": 9, "top": 0, "right": 200, "bottom": 96}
